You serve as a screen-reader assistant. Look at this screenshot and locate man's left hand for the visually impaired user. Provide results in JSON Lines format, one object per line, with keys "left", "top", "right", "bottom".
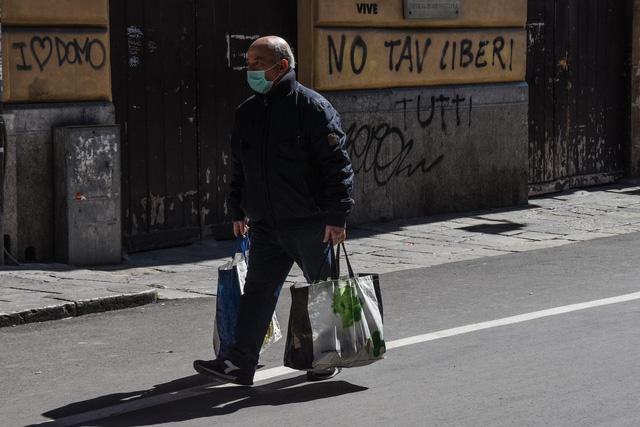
{"left": 324, "top": 225, "right": 346, "bottom": 245}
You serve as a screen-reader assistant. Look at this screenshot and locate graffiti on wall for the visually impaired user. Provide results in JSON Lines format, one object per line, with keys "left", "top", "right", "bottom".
{"left": 314, "top": 28, "right": 525, "bottom": 90}
{"left": 12, "top": 35, "right": 107, "bottom": 71}
{"left": 345, "top": 92, "right": 472, "bottom": 186}
{"left": 329, "top": 34, "right": 513, "bottom": 75}
{"left": 226, "top": 33, "right": 260, "bottom": 71}
{"left": 3, "top": 29, "right": 111, "bottom": 102}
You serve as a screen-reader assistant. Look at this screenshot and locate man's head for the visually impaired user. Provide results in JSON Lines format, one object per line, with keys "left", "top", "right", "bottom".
{"left": 246, "top": 36, "right": 295, "bottom": 94}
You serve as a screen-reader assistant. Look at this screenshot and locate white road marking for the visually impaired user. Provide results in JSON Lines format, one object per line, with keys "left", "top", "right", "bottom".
{"left": 386, "top": 291, "right": 640, "bottom": 350}
{"left": 39, "top": 291, "right": 640, "bottom": 426}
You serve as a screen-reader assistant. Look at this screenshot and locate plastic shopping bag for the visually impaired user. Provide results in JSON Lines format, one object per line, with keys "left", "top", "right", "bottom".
{"left": 213, "top": 236, "right": 282, "bottom": 356}
{"left": 283, "top": 243, "right": 385, "bottom": 371}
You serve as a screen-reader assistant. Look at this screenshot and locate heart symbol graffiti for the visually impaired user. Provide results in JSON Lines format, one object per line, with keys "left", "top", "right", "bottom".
{"left": 30, "top": 36, "right": 53, "bottom": 71}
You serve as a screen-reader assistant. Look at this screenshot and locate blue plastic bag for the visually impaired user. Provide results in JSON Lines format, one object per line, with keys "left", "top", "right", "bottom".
{"left": 213, "top": 236, "right": 281, "bottom": 356}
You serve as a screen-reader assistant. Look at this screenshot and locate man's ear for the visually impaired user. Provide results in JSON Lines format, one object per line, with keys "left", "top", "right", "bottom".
{"left": 279, "top": 59, "right": 288, "bottom": 75}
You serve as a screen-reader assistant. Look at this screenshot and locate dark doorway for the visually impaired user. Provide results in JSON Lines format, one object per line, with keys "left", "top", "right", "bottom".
{"left": 109, "top": 0, "right": 297, "bottom": 252}
{"left": 526, "top": 0, "right": 632, "bottom": 195}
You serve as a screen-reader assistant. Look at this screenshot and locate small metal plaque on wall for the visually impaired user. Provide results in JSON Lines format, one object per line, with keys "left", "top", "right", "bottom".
{"left": 404, "top": 0, "right": 462, "bottom": 20}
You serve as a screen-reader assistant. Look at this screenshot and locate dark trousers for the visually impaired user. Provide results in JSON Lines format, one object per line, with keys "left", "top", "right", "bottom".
{"left": 227, "top": 222, "right": 331, "bottom": 371}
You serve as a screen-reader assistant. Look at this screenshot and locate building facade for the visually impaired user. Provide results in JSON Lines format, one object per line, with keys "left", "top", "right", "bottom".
{"left": 0, "top": 0, "right": 636, "bottom": 264}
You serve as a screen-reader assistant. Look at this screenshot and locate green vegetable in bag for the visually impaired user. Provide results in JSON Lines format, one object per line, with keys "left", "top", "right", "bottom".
{"left": 366, "top": 331, "right": 386, "bottom": 357}
{"left": 332, "top": 284, "right": 363, "bottom": 328}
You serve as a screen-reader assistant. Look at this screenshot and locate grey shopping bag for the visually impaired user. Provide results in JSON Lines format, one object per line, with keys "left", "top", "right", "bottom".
{"left": 283, "top": 243, "right": 385, "bottom": 371}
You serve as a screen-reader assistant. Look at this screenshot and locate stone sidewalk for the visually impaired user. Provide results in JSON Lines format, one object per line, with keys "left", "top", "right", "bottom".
{"left": 2, "top": 181, "right": 640, "bottom": 327}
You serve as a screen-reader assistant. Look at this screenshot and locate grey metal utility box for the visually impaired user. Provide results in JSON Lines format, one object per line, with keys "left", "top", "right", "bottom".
{"left": 53, "top": 125, "right": 121, "bottom": 266}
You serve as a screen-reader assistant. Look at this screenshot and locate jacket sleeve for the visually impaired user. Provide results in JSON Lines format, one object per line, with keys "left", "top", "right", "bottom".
{"left": 307, "top": 100, "right": 355, "bottom": 228}
{"left": 227, "top": 118, "right": 246, "bottom": 222}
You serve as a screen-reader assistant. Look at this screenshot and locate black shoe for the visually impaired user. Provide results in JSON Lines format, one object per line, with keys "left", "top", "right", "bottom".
{"left": 306, "top": 367, "right": 342, "bottom": 381}
{"left": 193, "top": 358, "right": 254, "bottom": 386}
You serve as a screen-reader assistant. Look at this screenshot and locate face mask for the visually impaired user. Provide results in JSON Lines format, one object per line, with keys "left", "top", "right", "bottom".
{"left": 247, "top": 62, "right": 279, "bottom": 94}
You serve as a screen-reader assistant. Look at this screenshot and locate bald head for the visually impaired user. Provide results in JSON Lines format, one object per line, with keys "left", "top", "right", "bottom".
{"left": 250, "top": 36, "right": 296, "bottom": 71}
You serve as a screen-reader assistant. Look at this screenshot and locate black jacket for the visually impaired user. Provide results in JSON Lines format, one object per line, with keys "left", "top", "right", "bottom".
{"left": 228, "top": 70, "right": 354, "bottom": 229}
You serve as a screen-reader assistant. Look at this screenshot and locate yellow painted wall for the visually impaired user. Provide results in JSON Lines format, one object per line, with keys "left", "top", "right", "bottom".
{"left": 1, "top": 0, "right": 112, "bottom": 103}
{"left": 315, "top": 0, "right": 527, "bottom": 27}
{"left": 298, "top": 0, "right": 528, "bottom": 90}
{"left": 0, "top": 0, "right": 109, "bottom": 27}
{"left": 2, "top": 29, "right": 112, "bottom": 102}
{"left": 313, "top": 28, "right": 525, "bottom": 91}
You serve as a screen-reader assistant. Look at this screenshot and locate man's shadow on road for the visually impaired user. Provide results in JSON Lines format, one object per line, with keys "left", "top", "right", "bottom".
{"left": 35, "top": 373, "right": 368, "bottom": 426}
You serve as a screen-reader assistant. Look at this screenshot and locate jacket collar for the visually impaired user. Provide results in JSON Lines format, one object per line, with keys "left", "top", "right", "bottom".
{"left": 256, "top": 69, "right": 296, "bottom": 105}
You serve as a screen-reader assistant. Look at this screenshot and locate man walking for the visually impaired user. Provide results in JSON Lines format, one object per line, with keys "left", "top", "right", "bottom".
{"left": 193, "top": 36, "right": 354, "bottom": 386}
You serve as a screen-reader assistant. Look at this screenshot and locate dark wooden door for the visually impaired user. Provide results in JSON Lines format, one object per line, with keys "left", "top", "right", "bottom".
{"left": 195, "top": 0, "right": 298, "bottom": 242}
{"left": 109, "top": 0, "right": 297, "bottom": 252}
{"left": 526, "top": 0, "right": 632, "bottom": 195}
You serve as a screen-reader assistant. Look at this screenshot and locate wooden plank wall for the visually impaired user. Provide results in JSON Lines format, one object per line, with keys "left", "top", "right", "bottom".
{"left": 526, "top": 0, "right": 632, "bottom": 193}
{"left": 196, "top": 0, "right": 297, "bottom": 239}
{"left": 110, "top": 0, "right": 297, "bottom": 251}
{"left": 633, "top": 0, "right": 640, "bottom": 178}
{"left": 110, "top": 0, "right": 200, "bottom": 251}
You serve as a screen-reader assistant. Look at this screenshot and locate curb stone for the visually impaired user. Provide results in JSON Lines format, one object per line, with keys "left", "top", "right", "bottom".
{"left": 0, "top": 290, "right": 158, "bottom": 328}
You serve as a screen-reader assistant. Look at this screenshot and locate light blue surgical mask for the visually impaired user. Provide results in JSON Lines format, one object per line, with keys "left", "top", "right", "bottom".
{"left": 247, "top": 62, "right": 279, "bottom": 94}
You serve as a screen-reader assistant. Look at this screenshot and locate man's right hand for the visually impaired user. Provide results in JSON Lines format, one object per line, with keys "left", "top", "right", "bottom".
{"left": 234, "top": 221, "right": 249, "bottom": 238}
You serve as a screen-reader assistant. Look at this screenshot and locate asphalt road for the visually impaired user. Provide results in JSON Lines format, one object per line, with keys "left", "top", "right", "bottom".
{"left": 2, "top": 233, "right": 640, "bottom": 426}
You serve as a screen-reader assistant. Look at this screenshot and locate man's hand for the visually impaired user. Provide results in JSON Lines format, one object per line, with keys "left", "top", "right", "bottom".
{"left": 234, "top": 221, "right": 249, "bottom": 238}
{"left": 324, "top": 225, "right": 346, "bottom": 245}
